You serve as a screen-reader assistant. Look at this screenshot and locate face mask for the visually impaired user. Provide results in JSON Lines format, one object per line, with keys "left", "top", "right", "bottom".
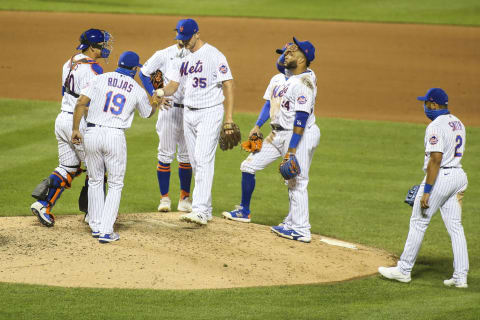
{"left": 115, "top": 67, "right": 137, "bottom": 79}
{"left": 424, "top": 104, "right": 450, "bottom": 121}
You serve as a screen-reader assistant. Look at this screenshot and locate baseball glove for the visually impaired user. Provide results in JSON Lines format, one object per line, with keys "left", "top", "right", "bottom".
{"left": 241, "top": 132, "right": 263, "bottom": 153}
{"left": 404, "top": 184, "right": 420, "bottom": 207}
{"left": 279, "top": 153, "right": 301, "bottom": 180}
{"left": 219, "top": 122, "right": 241, "bottom": 151}
{"left": 150, "top": 69, "right": 164, "bottom": 89}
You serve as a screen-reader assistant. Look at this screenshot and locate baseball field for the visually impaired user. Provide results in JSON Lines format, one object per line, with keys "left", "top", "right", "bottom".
{"left": 1, "top": 1, "right": 480, "bottom": 319}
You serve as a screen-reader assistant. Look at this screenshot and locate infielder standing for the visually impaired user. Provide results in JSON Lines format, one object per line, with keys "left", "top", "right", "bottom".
{"left": 72, "top": 51, "right": 158, "bottom": 243}
{"left": 31, "top": 29, "right": 113, "bottom": 227}
{"left": 139, "top": 20, "right": 193, "bottom": 213}
{"left": 379, "top": 88, "right": 469, "bottom": 288}
{"left": 222, "top": 44, "right": 290, "bottom": 223}
{"left": 156, "top": 18, "right": 238, "bottom": 225}
{"left": 224, "top": 38, "right": 320, "bottom": 243}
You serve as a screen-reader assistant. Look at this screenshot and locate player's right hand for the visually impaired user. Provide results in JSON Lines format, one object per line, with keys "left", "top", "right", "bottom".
{"left": 71, "top": 130, "right": 83, "bottom": 145}
{"left": 249, "top": 125, "right": 261, "bottom": 139}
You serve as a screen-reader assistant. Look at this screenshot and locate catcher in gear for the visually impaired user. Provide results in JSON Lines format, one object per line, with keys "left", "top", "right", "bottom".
{"left": 223, "top": 39, "right": 320, "bottom": 244}
{"left": 30, "top": 28, "right": 113, "bottom": 227}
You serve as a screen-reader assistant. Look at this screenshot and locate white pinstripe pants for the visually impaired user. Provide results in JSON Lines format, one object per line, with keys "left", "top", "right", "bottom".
{"left": 156, "top": 106, "right": 189, "bottom": 164}
{"left": 84, "top": 126, "right": 126, "bottom": 234}
{"left": 183, "top": 104, "right": 224, "bottom": 216}
{"left": 398, "top": 168, "right": 469, "bottom": 281}
{"left": 240, "top": 124, "right": 320, "bottom": 237}
{"left": 54, "top": 111, "right": 87, "bottom": 173}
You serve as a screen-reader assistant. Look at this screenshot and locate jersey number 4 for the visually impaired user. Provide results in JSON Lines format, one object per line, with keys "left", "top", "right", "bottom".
{"left": 103, "top": 91, "right": 126, "bottom": 115}
{"left": 454, "top": 135, "right": 463, "bottom": 157}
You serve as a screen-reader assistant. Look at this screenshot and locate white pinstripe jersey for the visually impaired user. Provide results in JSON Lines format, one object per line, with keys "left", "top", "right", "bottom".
{"left": 271, "top": 69, "right": 317, "bottom": 129}
{"left": 140, "top": 44, "right": 189, "bottom": 104}
{"left": 166, "top": 43, "right": 233, "bottom": 108}
{"left": 61, "top": 53, "right": 102, "bottom": 113}
{"left": 81, "top": 72, "right": 152, "bottom": 129}
{"left": 423, "top": 114, "right": 465, "bottom": 171}
{"left": 263, "top": 73, "right": 288, "bottom": 120}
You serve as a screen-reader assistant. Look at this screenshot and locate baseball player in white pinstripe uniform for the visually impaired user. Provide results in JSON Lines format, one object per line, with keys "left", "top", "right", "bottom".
{"left": 223, "top": 39, "right": 320, "bottom": 243}
{"left": 139, "top": 20, "right": 193, "bottom": 213}
{"left": 31, "top": 29, "right": 113, "bottom": 227}
{"left": 155, "top": 18, "right": 237, "bottom": 225}
{"left": 71, "top": 51, "right": 158, "bottom": 243}
{"left": 379, "top": 88, "right": 469, "bottom": 288}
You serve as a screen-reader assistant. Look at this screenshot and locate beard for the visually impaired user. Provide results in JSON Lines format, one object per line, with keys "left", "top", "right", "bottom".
{"left": 285, "top": 60, "right": 297, "bottom": 69}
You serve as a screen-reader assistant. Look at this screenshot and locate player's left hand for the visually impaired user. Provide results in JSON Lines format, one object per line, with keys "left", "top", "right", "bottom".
{"left": 71, "top": 130, "right": 83, "bottom": 145}
{"left": 279, "top": 152, "right": 300, "bottom": 180}
{"left": 420, "top": 193, "right": 430, "bottom": 209}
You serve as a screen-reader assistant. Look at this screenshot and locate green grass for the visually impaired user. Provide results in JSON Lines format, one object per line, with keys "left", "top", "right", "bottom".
{"left": 1, "top": 0, "right": 480, "bottom": 26}
{"left": 0, "top": 98, "right": 479, "bottom": 319}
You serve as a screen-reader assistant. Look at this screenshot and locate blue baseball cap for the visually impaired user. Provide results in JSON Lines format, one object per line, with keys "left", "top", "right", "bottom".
{"left": 175, "top": 19, "right": 199, "bottom": 41}
{"left": 174, "top": 19, "right": 185, "bottom": 31}
{"left": 275, "top": 42, "right": 294, "bottom": 54}
{"left": 118, "top": 51, "right": 142, "bottom": 68}
{"left": 417, "top": 88, "right": 448, "bottom": 105}
{"left": 293, "top": 37, "right": 315, "bottom": 63}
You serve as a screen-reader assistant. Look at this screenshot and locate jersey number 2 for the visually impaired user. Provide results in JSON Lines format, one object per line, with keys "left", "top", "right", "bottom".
{"left": 454, "top": 135, "right": 463, "bottom": 157}
{"left": 104, "top": 91, "right": 126, "bottom": 115}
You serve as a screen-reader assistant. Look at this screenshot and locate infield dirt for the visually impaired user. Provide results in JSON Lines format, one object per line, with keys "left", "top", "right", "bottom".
{"left": 0, "top": 213, "right": 395, "bottom": 289}
{"left": 1, "top": 11, "right": 479, "bottom": 125}
{"left": 0, "top": 11, "right": 478, "bottom": 289}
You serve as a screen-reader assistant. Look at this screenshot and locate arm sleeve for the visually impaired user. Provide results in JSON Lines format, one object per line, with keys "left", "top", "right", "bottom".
{"left": 165, "top": 58, "right": 181, "bottom": 83}
{"left": 139, "top": 71, "right": 155, "bottom": 96}
{"left": 80, "top": 77, "right": 97, "bottom": 99}
{"left": 291, "top": 82, "right": 314, "bottom": 114}
{"left": 136, "top": 89, "right": 153, "bottom": 118}
{"left": 216, "top": 52, "right": 233, "bottom": 83}
{"left": 293, "top": 111, "right": 309, "bottom": 128}
{"left": 255, "top": 100, "right": 271, "bottom": 127}
{"left": 140, "top": 51, "right": 164, "bottom": 77}
{"left": 425, "top": 125, "right": 445, "bottom": 153}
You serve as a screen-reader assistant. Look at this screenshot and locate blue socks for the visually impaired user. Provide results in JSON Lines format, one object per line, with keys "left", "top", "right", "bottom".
{"left": 240, "top": 172, "right": 255, "bottom": 214}
{"left": 178, "top": 162, "right": 192, "bottom": 199}
{"left": 156, "top": 161, "right": 171, "bottom": 197}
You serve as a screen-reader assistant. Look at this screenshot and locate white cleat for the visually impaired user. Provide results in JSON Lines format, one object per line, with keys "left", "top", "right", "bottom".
{"left": 180, "top": 212, "right": 208, "bottom": 225}
{"left": 378, "top": 266, "right": 411, "bottom": 283}
{"left": 177, "top": 197, "right": 192, "bottom": 212}
{"left": 444, "top": 278, "right": 468, "bottom": 288}
{"left": 158, "top": 196, "right": 171, "bottom": 212}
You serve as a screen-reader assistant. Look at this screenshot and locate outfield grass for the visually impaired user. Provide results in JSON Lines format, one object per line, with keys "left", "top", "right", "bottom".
{"left": 1, "top": 0, "right": 480, "bottom": 26}
{"left": 0, "top": 98, "right": 479, "bottom": 319}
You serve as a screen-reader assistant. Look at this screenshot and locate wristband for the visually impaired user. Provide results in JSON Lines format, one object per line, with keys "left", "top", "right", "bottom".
{"left": 424, "top": 184, "right": 433, "bottom": 194}
{"left": 288, "top": 132, "right": 302, "bottom": 149}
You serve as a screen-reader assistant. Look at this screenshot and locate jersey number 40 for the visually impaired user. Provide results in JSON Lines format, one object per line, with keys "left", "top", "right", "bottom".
{"left": 103, "top": 91, "right": 126, "bottom": 115}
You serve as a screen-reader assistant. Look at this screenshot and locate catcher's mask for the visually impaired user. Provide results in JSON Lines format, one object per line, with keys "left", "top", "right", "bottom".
{"left": 76, "top": 29, "right": 113, "bottom": 59}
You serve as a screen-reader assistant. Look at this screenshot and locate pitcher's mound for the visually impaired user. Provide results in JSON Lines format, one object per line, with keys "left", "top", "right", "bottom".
{"left": 0, "top": 213, "right": 395, "bottom": 289}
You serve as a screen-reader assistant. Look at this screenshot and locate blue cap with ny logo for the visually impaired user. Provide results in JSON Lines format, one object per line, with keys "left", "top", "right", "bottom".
{"left": 417, "top": 88, "right": 448, "bottom": 105}
{"left": 175, "top": 19, "right": 199, "bottom": 41}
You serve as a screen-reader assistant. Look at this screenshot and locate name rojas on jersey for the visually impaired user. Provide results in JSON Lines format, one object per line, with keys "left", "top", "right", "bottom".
{"left": 62, "top": 53, "right": 103, "bottom": 113}
{"left": 81, "top": 72, "right": 152, "bottom": 129}
{"left": 166, "top": 43, "right": 233, "bottom": 108}
{"left": 268, "top": 69, "right": 317, "bottom": 130}
{"left": 423, "top": 114, "right": 465, "bottom": 171}
{"left": 141, "top": 44, "right": 189, "bottom": 104}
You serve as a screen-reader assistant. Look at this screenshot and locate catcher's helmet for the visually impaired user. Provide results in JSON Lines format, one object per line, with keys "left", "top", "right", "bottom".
{"left": 76, "top": 29, "right": 113, "bottom": 58}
